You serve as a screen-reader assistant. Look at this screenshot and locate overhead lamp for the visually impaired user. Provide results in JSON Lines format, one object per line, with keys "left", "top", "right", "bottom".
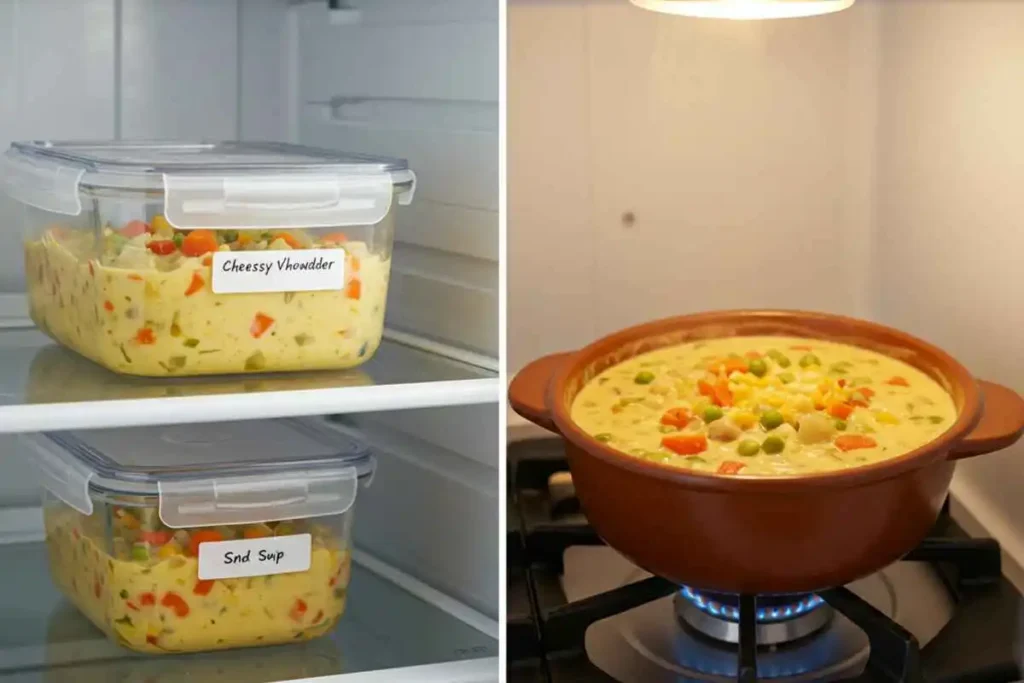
{"left": 628, "top": 0, "right": 856, "bottom": 20}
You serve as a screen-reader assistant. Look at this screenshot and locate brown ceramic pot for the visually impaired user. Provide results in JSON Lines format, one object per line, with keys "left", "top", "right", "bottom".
{"left": 509, "top": 310, "right": 1024, "bottom": 595}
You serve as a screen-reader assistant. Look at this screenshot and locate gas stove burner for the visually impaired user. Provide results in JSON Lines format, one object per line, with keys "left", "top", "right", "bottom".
{"left": 675, "top": 590, "right": 833, "bottom": 646}
{"left": 678, "top": 587, "right": 826, "bottom": 623}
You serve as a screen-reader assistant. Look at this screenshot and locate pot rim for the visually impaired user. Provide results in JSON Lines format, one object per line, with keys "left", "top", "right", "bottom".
{"left": 548, "top": 309, "right": 983, "bottom": 493}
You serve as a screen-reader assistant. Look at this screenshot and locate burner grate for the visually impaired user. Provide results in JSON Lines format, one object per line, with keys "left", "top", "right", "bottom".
{"left": 507, "top": 440, "right": 1017, "bottom": 683}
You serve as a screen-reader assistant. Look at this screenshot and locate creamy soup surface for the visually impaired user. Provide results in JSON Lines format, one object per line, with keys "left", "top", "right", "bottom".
{"left": 570, "top": 337, "right": 957, "bottom": 476}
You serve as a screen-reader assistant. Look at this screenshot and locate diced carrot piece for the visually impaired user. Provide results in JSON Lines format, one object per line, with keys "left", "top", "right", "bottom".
{"left": 249, "top": 313, "right": 275, "bottom": 339}
{"left": 834, "top": 435, "right": 878, "bottom": 452}
{"left": 120, "top": 220, "right": 149, "bottom": 238}
{"left": 126, "top": 601, "right": 139, "bottom": 611}
{"left": 181, "top": 230, "right": 218, "bottom": 257}
{"left": 350, "top": 256, "right": 361, "bottom": 273}
{"left": 193, "top": 580, "right": 215, "bottom": 596}
{"left": 184, "top": 272, "right": 205, "bottom": 296}
{"left": 837, "top": 379, "right": 846, "bottom": 388}
{"left": 717, "top": 461, "right": 746, "bottom": 475}
{"left": 274, "top": 232, "right": 302, "bottom": 249}
{"left": 139, "top": 530, "right": 172, "bottom": 545}
{"left": 147, "top": 240, "right": 177, "bottom": 256}
{"left": 160, "top": 591, "right": 190, "bottom": 617}
{"left": 713, "top": 380, "right": 734, "bottom": 407}
{"left": 243, "top": 525, "right": 272, "bottom": 540}
{"left": 103, "top": 300, "right": 114, "bottom": 312}
{"left": 828, "top": 403, "right": 855, "bottom": 420}
{"left": 322, "top": 232, "right": 348, "bottom": 244}
{"left": 237, "top": 233, "right": 253, "bottom": 246}
{"left": 661, "top": 434, "right": 708, "bottom": 456}
{"left": 709, "top": 358, "right": 748, "bottom": 376}
{"left": 886, "top": 376, "right": 910, "bottom": 387}
{"left": 660, "top": 407, "right": 691, "bottom": 429}
{"left": 860, "top": 387, "right": 875, "bottom": 399}
{"left": 289, "top": 597, "right": 309, "bottom": 621}
{"left": 146, "top": 634, "right": 159, "bottom": 646}
{"left": 187, "top": 529, "right": 224, "bottom": 557}
{"left": 345, "top": 279, "right": 361, "bottom": 300}
{"left": 127, "top": 274, "right": 143, "bottom": 281}
{"left": 134, "top": 327, "right": 156, "bottom": 345}
{"left": 139, "top": 592, "right": 156, "bottom": 606}
{"left": 202, "top": 255, "right": 212, "bottom": 267}
{"left": 698, "top": 379, "right": 715, "bottom": 398}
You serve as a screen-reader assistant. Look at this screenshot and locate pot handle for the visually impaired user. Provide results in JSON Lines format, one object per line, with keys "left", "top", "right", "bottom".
{"left": 949, "top": 380, "right": 1024, "bottom": 460}
{"left": 508, "top": 352, "right": 573, "bottom": 434}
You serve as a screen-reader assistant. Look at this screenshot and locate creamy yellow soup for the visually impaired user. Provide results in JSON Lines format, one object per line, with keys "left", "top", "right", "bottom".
{"left": 25, "top": 219, "right": 388, "bottom": 376}
{"left": 571, "top": 337, "right": 956, "bottom": 476}
{"left": 44, "top": 505, "right": 350, "bottom": 654}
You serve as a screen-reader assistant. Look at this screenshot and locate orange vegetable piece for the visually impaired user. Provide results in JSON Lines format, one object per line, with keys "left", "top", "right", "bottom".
{"left": 346, "top": 279, "right": 362, "bottom": 300}
{"left": 181, "top": 230, "right": 218, "bottom": 257}
{"left": 834, "top": 435, "right": 878, "bottom": 452}
{"left": 243, "top": 526, "right": 272, "bottom": 539}
{"left": 661, "top": 434, "right": 708, "bottom": 456}
{"left": 886, "top": 376, "right": 910, "bottom": 387}
{"left": 187, "top": 529, "right": 224, "bottom": 557}
{"left": 127, "top": 274, "right": 143, "bottom": 281}
{"left": 791, "top": 345, "right": 813, "bottom": 351}
{"left": 135, "top": 327, "right": 156, "bottom": 345}
{"left": 709, "top": 358, "right": 748, "bottom": 376}
{"left": 147, "top": 240, "right": 176, "bottom": 256}
{"left": 713, "top": 380, "right": 734, "bottom": 407}
{"left": 322, "top": 232, "right": 348, "bottom": 244}
{"left": 139, "top": 530, "right": 172, "bottom": 545}
{"left": 289, "top": 597, "right": 309, "bottom": 621}
{"left": 717, "top": 461, "right": 746, "bottom": 475}
{"left": 349, "top": 256, "right": 361, "bottom": 273}
{"left": 698, "top": 379, "right": 715, "bottom": 399}
{"left": 274, "top": 232, "right": 302, "bottom": 249}
{"left": 828, "top": 403, "right": 855, "bottom": 420}
{"left": 660, "top": 407, "right": 691, "bottom": 429}
{"left": 146, "top": 634, "right": 159, "bottom": 646}
{"left": 249, "top": 312, "right": 275, "bottom": 339}
{"left": 126, "top": 601, "right": 139, "bottom": 611}
{"left": 160, "top": 591, "right": 190, "bottom": 617}
{"left": 860, "top": 387, "right": 875, "bottom": 399}
{"left": 185, "top": 272, "right": 205, "bottom": 296}
{"left": 139, "top": 592, "right": 156, "bottom": 606}
{"left": 193, "top": 580, "right": 215, "bottom": 596}
{"left": 202, "top": 255, "right": 212, "bottom": 267}
{"left": 103, "top": 300, "right": 114, "bottom": 312}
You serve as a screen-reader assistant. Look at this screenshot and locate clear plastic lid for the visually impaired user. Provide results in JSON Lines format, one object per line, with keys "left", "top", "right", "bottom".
{"left": 19, "top": 418, "right": 375, "bottom": 528}
{"left": 1, "top": 140, "right": 416, "bottom": 229}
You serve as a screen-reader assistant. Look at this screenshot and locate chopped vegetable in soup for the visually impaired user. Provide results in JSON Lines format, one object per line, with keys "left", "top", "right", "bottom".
{"left": 571, "top": 337, "right": 957, "bottom": 476}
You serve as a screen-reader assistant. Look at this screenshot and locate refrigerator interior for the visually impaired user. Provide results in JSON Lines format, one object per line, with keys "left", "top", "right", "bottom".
{"left": 0, "top": 1, "right": 498, "bottom": 681}
{"left": 509, "top": 0, "right": 1024, "bottom": 583}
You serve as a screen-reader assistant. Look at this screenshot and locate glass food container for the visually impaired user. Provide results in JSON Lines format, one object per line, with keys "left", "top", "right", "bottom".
{"left": 1, "top": 140, "right": 416, "bottom": 377}
{"left": 19, "top": 418, "right": 375, "bottom": 654}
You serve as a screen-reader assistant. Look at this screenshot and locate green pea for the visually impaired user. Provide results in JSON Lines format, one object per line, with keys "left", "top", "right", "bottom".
{"left": 760, "top": 410, "right": 784, "bottom": 430}
{"left": 737, "top": 439, "right": 761, "bottom": 457}
{"left": 131, "top": 544, "right": 150, "bottom": 562}
{"left": 595, "top": 433, "right": 613, "bottom": 442}
{"left": 834, "top": 419, "right": 848, "bottom": 431}
{"left": 119, "top": 589, "right": 130, "bottom": 599}
{"left": 747, "top": 358, "right": 768, "bottom": 378}
{"left": 634, "top": 371, "right": 656, "bottom": 385}
{"left": 762, "top": 436, "right": 786, "bottom": 454}
{"left": 703, "top": 405, "right": 724, "bottom": 423}
{"left": 777, "top": 372, "right": 795, "bottom": 384}
{"left": 221, "top": 230, "right": 239, "bottom": 243}
{"left": 766, "top": 349, "right": 792, "bottom": 368}
{"left": 172, "top": 232, "right": 184, "bottom": 249}
{"left": 799, "top": 353, "right": 821, "bottom": 368}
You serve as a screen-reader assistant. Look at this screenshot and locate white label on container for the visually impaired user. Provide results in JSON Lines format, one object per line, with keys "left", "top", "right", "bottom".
{"left": 211, "top": 249, "right": 345, "bottom": 294}
{"left": 197, "top": 533, "right": 312, "bottom": 580}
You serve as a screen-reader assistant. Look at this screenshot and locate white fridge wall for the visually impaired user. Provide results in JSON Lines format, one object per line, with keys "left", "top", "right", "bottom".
{"left": 0, "top": 0, "right": 498, "bottom": 618}
{"left": 509, "top": 0, "right": 1023, "bottom": 566}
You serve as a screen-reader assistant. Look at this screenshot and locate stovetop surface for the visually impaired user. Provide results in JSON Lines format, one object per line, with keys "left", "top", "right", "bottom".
{"left": 507, "top": 437, "right": 1024, "bottom": 683}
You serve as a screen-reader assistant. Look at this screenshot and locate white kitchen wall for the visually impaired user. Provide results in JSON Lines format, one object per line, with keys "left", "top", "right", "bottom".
{"left": 872, "top": 0, "right": 1024, "bottom": 580}
{"left": 508, "top": 0, "right": 1024, "bottom": 574}
{"left": 509, "top": 0, "right": 880, "bottom": 376}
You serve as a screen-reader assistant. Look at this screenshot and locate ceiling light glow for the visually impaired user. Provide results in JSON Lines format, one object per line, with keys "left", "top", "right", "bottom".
{"left": 629, "top": 0, "right": 856, "bottom": 20}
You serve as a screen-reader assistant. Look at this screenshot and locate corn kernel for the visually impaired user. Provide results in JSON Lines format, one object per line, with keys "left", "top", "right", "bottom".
{"left": 157, "top": 541, "right": 182, "bottom": 558}
{"left": 764, "top": 394, "right": 786, "bottom": 408}
{"left": 876, "top": 411, "right": 900, "bottom": 425}
{"left": 732, "top": 411, "right": 757, "bottom": 429}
